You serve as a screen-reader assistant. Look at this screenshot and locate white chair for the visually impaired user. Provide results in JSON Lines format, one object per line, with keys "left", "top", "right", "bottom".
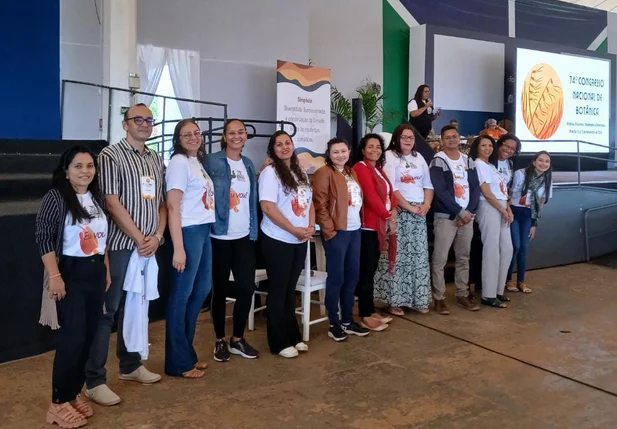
{"left": 295, "top": 241, "right": 329, "bottom": 342}
{"left": 227, "top": 269, "right": 268, "bottom": 331}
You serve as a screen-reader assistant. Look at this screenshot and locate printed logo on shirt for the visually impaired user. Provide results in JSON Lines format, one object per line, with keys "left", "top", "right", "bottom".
{"left": 499, "top": 180, "right": 507, "bottom": 198}
{"left": 230, "top": 188, "right": 241, "bottom": 212}
{"left": 202, "top": 188, "right": 215, "bottom": 211}
{"left": 231, "top": 168, "right": 247, "bottom": 183}
{"left": 454, "top": 182, "right": 468, "bottom": 199}
{"left": 79, "top": 226, "right": 100, "bottom": 255}
{"left": 291, "top": 186, "right": 311, "bottom": 218}
{"left": 400, "top": 173, "right": 416, "bottom": 184}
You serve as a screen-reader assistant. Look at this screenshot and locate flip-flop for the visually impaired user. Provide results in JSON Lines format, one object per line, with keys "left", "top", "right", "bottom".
{"left": 481, "top": 298, "right": 508, "bottom": 308}
{"left": 388, "top": 307, "right": 405, "bottom": 317}
{"left": 182, "top": 368, "right": 205, "bottom": 379}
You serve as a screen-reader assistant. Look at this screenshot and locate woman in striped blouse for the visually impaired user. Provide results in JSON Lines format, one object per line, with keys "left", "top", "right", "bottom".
{"left": 36, "top": 145, "right": 111, "bottom": 428}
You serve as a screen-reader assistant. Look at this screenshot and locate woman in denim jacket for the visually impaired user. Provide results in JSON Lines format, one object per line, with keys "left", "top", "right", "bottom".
{"left": 204, "top": 119, "right": 260, "bottom": 362}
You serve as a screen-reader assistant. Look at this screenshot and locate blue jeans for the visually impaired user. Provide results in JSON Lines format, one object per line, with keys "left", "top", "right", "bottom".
{"left": 165, "top": 224, "right": 212, "bottom": 376}
{"left": 323, "top": 229, "right": 361, "bottom": 326}
{"left": 507, "top": 206, "right": 532, "bottom": 283}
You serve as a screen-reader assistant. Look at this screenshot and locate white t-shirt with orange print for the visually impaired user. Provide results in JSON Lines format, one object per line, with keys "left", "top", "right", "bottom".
{"left": 63, "top": 191, "right": 108, "bottom": 256}
{"left": 259, "top": 165, "right": 312, "bottom": 244}
{"left": 211, "top": 158, "right": 251, "bottom": 240}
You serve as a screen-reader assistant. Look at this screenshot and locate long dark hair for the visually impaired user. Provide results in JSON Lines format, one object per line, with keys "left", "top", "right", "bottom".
{"left": 171, "top": 119, "right": 205, "bottom": 162}
{"left": 52, "top": 145, "right": 105, "bottom": 224}
{"left": 220, "top": 118, "right": 247, "bottom": 150}
{"left": 413, "top": 84, "right": 429, "bottom": 105}
{"left": 267, "top": 131, "right": 309, "bottom": 194}
{"left": 324, "top": 137, "right": 353, "bottom": 175}
{"left": 522, "top": 151, "right": 552, "bottom": 204}
{"left": 358, "top": 133, "right": 386, "bottom": 168}
{"left": 387, "top": 123, "right": 417, "bottom": 157}
{"left": 468, "top": 135, "right": 497, "bottom": 167}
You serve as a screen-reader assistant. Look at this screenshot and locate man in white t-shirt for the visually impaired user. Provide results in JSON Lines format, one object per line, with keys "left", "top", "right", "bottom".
{"left": 429, "top": 125, "right": 481, "bottom": 315}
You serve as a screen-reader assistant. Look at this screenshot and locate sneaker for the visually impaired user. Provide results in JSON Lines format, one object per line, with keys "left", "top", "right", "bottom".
{"left": 434, "top": 299, "right": 450, "bottom": 315}
{"left": 456, "top": 296, "right": 480, "bottom": 311}
{"left": 229, "top": 338, "right": 259, "bottom": 359}
{"left": 118, "top": 366, "right": 161, "bottom": 384}
{"left": 84, "top": 384, "right": 121, "bottom": 406}
{"left": 328, "top": 325, "right": 348, "bottom": 342}
{"left": 295, "top": 342, "right": 309, "bottom": 352}
{"left": 213, "top": 339, "right": 231, "bottom": 362}
{"left": 279, "top": 346, "right": 299, "bottom": 358}
{"left": 342, "top": 321, "right": 370, "bottom": 337}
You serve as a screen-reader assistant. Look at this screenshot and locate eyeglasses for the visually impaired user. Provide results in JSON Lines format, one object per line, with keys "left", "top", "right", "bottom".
{"left": 400, "top": 135, "right": 414, "bottom": 141}
{"left": 126, "top": 116, "right": 155, "bottom": 125}
{"left": 180, "top": 131, "right": 202, "bottom": 139}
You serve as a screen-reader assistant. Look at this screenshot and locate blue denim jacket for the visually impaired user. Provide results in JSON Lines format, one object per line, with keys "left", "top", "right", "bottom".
{"left": 203, "top": 150, "right": 258, "bottom": 240}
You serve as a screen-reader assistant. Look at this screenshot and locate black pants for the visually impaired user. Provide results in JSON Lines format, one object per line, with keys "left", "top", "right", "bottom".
{"left": 469, "top": 221, "right": 483, "bottom": 291}
{"left": 211, "top": 236, "right": 256, "bottom": 339}
{"left": 357, "top": 230, "right": 379, "bottom": 317}
{"left": 261, "top": 234, "right": 305, "bottom": 354}
{"left": 53, "top": 255, "right": 106, "bottom": 403}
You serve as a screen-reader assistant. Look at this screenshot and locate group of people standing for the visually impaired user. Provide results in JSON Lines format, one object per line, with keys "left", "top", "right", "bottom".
{"left": 35, "top": 102, "right": 552, "bottom": 428}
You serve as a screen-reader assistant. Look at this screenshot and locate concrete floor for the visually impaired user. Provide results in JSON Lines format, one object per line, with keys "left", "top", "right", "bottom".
{"left": 1, "top": 263, "right": 617, "bottom": 429}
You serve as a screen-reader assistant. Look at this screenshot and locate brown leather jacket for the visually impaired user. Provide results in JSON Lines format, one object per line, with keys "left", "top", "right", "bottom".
{"left": 312, "top": 164, "right": 359, "bottom": 241}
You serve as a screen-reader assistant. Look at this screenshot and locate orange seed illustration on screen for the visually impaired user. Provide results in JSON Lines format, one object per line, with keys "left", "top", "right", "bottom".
{"left": 521, "top": 63, "right": 564, "bottom": 140}
{"left": 291, "top": 197, "right": 307, "bottom": 218}
{"left": 454, "top": 183, "right": 466, "bottom": 199}
{"left": 229, "top": 188, "right": 240, "bottom": 212}
{"left": 79, "top": 226, "right": 98, "bottom": 255}
{"left": 400, "top": 174, "right": 416, "bottom": 184}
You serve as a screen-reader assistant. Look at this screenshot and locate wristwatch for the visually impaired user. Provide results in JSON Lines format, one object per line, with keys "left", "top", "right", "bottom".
{"left": 155, "top": 233, "right": 165, "bottom": 246}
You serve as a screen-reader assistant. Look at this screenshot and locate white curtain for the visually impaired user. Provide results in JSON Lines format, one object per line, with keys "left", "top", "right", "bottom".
{"left": 137, "top": 44, "right": 167, "bottom": 108}
{"left": 167, "top": 48, "right": 201, "bottom": 119}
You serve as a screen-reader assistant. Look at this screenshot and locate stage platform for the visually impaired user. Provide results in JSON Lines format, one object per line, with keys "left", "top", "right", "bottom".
{"left": 553, "top": 170, "right": 617, "bottom": 186}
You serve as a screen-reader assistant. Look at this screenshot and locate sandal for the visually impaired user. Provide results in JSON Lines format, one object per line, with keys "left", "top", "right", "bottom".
{"left": 182, "top": 368, "right": 205, "bottom": 379}
{"left": 70, "top": 395, "right": 93, "bottom": 418}
{"left": 411, "top": 307, "right": 430, "bottom": 314}
{"left": 481, "top": 298, "right": 508, "bottom": 308}
{"left": 194, "top": 362, "right": 208, "bottom": 370}
{"left": 360, "top": 319, "right": 389, "bottom": 332}
{"left": 496, "top": 294, "right": 511, "bottom": 302}
{"left": 46, "top": 403, "right": 87, "bottom": 428}
{"left": 506, "top": 281, "right": 518, "bottom": 292}
{"left": 517, "top": 282, "right": 532, "bottom": 294}
{"left": 370, "top": 313, "right": 393, "bottom": 324}
{"left": 388, "top": 307, "right": 405, "bottom": 317}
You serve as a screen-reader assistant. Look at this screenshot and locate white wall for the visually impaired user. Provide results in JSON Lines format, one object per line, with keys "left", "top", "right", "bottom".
{"left": 309, "top": 0, "right": 383, "bottom": 133}
{"left": 60, "top": 0, "right": 104, "bottom": 139}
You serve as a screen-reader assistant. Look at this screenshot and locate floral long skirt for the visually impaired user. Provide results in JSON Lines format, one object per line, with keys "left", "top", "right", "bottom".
{"left": 374, "top": 206, "right": 431, "bottom": 309}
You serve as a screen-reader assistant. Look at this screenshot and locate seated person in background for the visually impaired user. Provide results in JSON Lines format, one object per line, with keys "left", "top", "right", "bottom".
{"left": 449, "top": 119, "right": 459, "bottom": 131}
{"left": 480, "top": 118, "right": 507, "bottom": 140}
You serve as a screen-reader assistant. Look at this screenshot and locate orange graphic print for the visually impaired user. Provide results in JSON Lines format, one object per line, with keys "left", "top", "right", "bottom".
{"left": 521, "top": 63, "right": 564, "bottom": 140}
{"left": 202, "top": 191, "right": 214, "bottom": 210}
{"left": 229, "top": 188, "right": 240, "bottom": 212}
{"left": 79, "top": 226, "right": 98, "bottom": 255}
{"left": 499, "top": 180, "right": 507, "bottom": 197}
{"left": 519, "top": 194, "right": 527, "bottom": 206}
{"left": 348, "top": 191, "right": 352, "bottom": 207}
{"left": 291, "top": 197, "right": 307, "bottom": 218}
{"left": 400, "top": 173, "right": 416, "bottom": 184}
{"left": 454, "top": 183, "right": 466, "bottom": 200}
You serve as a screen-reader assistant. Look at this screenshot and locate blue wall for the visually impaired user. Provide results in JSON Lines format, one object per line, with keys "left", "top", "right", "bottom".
{"left": 0, "top": 1, "right": 61, "bottom": 140}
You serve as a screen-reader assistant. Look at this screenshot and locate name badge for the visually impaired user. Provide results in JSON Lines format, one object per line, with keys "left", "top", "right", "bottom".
{"left": 141, "top": 176, "right": 156, "bottom": 200}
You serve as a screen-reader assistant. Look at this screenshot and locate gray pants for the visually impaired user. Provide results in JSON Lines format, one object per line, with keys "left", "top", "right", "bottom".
{"left": 431, "top": 218, "right": 473, "bottom": 301}
{"left": 85, "top": 249, "right": 142, "bottom": 389}
{"left": 476, "top": 200, "right": 513, "bottom": 299}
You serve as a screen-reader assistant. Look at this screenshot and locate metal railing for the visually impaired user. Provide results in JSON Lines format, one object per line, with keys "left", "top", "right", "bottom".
{"left": 61, "top": 79, "right": 228, "bottom": 143}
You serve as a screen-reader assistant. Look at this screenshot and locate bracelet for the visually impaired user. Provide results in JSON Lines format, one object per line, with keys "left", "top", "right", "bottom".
{"left": 49, "top": 273, "right": 61, "bottom": 279}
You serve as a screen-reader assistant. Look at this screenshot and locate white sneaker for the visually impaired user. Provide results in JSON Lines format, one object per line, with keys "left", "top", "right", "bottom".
{"left": 295, "top": 342, "right": 309, "bottom": 352}
{"left": 118, "top": 366, "right": 162, "bottom": 384}
{"left": 278, "top": 347, "right": 299, "bottom": 358}
{"left": 84, "top": 384, "right": 121, "bottom": 406}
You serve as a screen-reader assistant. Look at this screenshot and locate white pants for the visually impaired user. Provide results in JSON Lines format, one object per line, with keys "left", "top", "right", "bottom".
{"left": 476, "top": 200, "right": 513, "bottom": 299}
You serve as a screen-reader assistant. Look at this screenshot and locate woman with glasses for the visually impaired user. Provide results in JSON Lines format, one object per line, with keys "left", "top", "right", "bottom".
{"left": 165, "top": 119, "right": 215, "bottom": 378}
{"left": 36, "top": 145, "right": 110, "bottom": 428}
{"left": 205, "top": 119, "right": 260, "bottom": 362}
{"left": 259, "top": 131, "right": 314, "bottom": 358}
{"left": 377, "top": 124, "right": 433, "bottom": 315}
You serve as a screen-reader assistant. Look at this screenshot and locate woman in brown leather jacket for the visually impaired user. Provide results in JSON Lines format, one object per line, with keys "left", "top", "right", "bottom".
{"left": 312, "top": 138, "right": 370, "bottom": 342}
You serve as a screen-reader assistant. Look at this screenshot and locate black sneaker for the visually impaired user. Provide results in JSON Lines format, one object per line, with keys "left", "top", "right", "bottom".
{"left": 229, "top": 338, "right": 259, "bottom": 359}
{"left": 213, "top": 339, "right": 231, "bottom": 362}
{"left": 328, "top": 324, "right": 348, "bottom": 342}
{"left": 342, "top": 321, "right": 370, "bottom": 337}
